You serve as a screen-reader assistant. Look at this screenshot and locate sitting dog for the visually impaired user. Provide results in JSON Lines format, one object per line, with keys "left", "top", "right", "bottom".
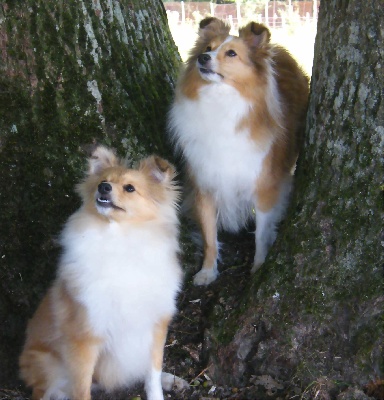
{"left": 168, "top": 17, "right": 309, "bottom": 285}
{"left": 19, "top": 145, "right": 183, "bottom": 400}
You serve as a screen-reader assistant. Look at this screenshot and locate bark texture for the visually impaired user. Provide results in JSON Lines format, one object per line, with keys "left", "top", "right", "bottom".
{"left": 0, "top": 0, "right": 179, "bottom": 386}
{"left": 205, "top": 0, "right": 383, "bottom": 397}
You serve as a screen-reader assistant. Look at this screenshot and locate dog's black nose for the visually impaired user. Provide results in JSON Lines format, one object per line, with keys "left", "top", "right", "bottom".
{"left": 198, "top": 53, "right": 211, "bottom": 65}
{"left": 98, "top": 182, "right": 112, "bottom": 194}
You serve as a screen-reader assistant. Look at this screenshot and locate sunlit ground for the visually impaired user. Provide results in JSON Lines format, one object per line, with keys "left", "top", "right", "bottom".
{"left": 166, "top": 17, "right": 317, "bottom": 76}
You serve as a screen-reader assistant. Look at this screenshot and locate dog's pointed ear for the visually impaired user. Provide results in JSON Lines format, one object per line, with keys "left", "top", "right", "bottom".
{"left": 140, "top": 156, "right": 176, "bottom": 184}
{"left": 85, "top": 145, "right": 119, "bottom": 175}
{"left": 239, "top": 22, "right": 271, "bottom": 49}
{"left": 198, "top": 17, "right": 230, "bottom": 38}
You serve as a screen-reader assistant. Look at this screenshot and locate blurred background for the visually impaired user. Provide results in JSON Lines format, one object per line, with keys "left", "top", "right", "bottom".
{"left": 163, "top": 0, "right": 318, "bottom": 75}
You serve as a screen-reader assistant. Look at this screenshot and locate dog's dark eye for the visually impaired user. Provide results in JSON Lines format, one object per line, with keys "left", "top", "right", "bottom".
{"left": 124, "top": 184, "right": 135, "bottom": 193}
{"left": 206, "top": 46, "right": 212, "bottom": 52}
{"left": 226, "top": 49, "right": 237, "bottom": 57}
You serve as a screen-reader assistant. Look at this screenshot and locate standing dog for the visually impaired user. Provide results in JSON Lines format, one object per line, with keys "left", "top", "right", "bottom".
{"left": 168, "top": 17, "right": 309, "bottom": 285}
{"left": 19, "top": 146, "right": 182, "bottom": 400}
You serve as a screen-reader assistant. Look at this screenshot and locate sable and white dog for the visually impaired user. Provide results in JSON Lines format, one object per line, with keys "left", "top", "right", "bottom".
{"left": 19, "top": 146, "right": 183, "bottom": 400}
{"left": 168, "top": 18, "right": 309, "bottom": 285}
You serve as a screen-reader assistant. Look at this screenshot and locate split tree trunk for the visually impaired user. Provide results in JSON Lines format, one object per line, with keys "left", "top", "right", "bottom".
{"left": 206, "top": 1, "right": 383, "bottom": 397}
{"left": 1, "top": 0, "right": 383, "bottom": 397}
{"left": 0, "top": 0, "right": 179, "bottom": 386}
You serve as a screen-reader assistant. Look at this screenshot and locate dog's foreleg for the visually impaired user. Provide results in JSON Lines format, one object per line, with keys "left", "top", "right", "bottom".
{"left": 145, "top": 316, "right": 172, "bottom": 400}
{"left": 64, "top": 337, "right": 101, "bottom": 400}
{"left": 193, "top": 190, "right": 219, "bottom": 285}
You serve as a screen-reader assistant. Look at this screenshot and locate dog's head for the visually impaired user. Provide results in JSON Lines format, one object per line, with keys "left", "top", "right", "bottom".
{"left": 185, "top": 18, "right": 272, "bottom": 95}
{"left": 77, "top": 145, "right": 179, "bottom": 223}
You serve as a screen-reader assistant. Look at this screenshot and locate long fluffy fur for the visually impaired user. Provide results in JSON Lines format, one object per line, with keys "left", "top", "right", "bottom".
{"left": 19, "top": 146, "right": 182, "bottom": 400}
{"left": 168, "top": 18, "right": 309, "bottom": 285}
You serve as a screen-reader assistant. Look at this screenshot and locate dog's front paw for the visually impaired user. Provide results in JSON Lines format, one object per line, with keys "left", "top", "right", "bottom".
{"left": 161, "top": 372, "right": 189, "bottom": 392}
{"left": 193, "top": 267, "right": 218, "bottom": 286}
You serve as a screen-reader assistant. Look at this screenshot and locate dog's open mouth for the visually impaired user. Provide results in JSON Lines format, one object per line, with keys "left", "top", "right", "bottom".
{"left": 199, "top": 67, "right": 224, "bottom": 79}
{"left": 96, "top": 197, "right": 124, "bottom": 211}
{"left": 199, "top": 67, "right": 213, "bottom": 74}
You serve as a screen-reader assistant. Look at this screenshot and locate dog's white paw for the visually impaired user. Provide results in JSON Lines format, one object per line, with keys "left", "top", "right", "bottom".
{"left": 252, "top": 250, "right": 267, "bottom": 273}
{"left": 251, "top": 261, "right": 263, "bottom": 274}
{"left": 161, "top": 372, "right": 189, "bottom": 392}
{"left": 193, "top": 268, "right": 218, "bottom": 286}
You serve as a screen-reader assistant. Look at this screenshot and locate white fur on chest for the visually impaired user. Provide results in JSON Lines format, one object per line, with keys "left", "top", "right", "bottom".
{"left": 169, "top": 84, "right": 272, "bottom": 231}
{"left": 58, "top": 219, "right": 181, "bottom": 387}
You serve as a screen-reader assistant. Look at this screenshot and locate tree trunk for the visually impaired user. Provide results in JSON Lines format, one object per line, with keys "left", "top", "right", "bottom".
{"left": 0, "top": 0, "right": 179, "bottom": 386}
{"left": 205, "top": 1, "right": 383, "bottom": 398}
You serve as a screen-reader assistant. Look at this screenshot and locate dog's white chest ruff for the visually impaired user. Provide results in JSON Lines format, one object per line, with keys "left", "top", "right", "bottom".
{"left": 59, "top": 222, "right": 180, "bottom": 386}
{"left": 169, "top": 84, "right": 271, "bottom": 231}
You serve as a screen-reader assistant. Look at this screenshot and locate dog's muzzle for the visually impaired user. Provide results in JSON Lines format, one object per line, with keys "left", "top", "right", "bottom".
{"left": 197, "top": 53, "right": 213, "bottom": 74}
{"left": 97, "top": 182, "right": 113, "bottom": 208}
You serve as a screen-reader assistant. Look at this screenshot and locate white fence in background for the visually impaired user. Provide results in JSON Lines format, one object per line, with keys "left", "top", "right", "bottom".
{"left": 164, "top": 0, "right": 319, "bottom": 30}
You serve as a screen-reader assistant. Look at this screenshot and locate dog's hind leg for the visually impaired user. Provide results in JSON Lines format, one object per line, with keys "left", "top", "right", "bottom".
{"left": 252, "top": 177, "right": 292, "bottom": 273}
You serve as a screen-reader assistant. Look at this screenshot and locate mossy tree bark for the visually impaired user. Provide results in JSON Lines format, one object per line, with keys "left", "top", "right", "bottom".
{"left": 205, "top": 1, "right": 383, "bottom": 397}
{"left": 0, "top": 0, "right": 179, "bottom": 386}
